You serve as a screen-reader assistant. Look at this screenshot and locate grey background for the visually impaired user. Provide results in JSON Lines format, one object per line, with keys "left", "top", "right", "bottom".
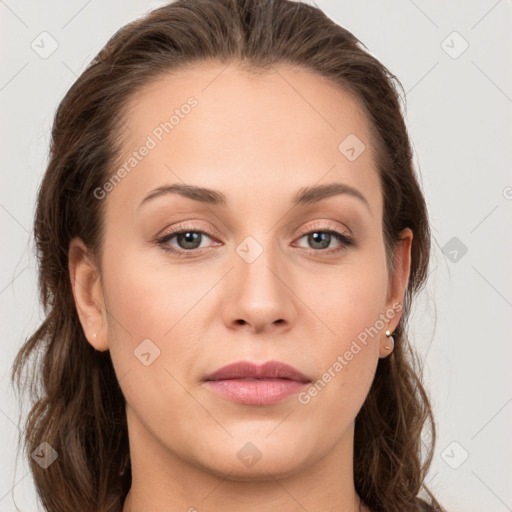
{"left": 1, "top": 0, "right": 511, "bottom": 510}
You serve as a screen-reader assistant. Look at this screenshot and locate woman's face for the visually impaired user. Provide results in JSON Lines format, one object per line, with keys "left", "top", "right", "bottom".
{"left": 71, "top": 62, "right": 411, "bottom": 481}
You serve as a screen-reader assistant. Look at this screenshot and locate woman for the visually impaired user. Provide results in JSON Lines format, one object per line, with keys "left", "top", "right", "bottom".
{"left": 12, "top": 0, "right": 444, "bottom": 510}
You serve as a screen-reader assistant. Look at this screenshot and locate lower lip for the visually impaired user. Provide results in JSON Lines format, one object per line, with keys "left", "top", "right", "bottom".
{"left": 204, "top": 378, "right": 308, "bottom": 405}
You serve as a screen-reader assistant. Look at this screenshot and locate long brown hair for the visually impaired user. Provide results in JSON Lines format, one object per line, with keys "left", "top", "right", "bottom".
{"left": 11, "top": 0, "right": 443, "bottom": 510}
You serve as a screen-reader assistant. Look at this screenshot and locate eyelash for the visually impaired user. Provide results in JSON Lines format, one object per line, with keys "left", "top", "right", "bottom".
{"left": 155, "top": 222, "right": 355, "bottom": 258}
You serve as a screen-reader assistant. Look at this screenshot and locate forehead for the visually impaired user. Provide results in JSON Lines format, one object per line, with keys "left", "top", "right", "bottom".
{"left": 107, "top": 61, "right": 381, "bottom": 217}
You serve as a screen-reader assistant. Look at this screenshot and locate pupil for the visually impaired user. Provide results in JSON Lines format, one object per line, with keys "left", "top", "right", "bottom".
{"left": 179, "top": 232, "right": 200, "bottom": 249}
{"left": 309, "top": 232, "right": 330, "bottom": 249}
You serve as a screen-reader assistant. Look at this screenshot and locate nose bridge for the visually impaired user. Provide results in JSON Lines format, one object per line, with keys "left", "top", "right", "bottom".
{"left": 223, "top": 230, "right": 297, "bottom": 331}
{"left": 235, "top": 231, "right": 284, "bottom": 301}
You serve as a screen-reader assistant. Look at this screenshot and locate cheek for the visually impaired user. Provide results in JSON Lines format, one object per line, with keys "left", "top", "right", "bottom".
{"left": 99, "top": 245, "right": 208, "bottom": 388}
{"left": 100, "top": 249, "right": 206, "bottom": 424}
{"left": 102, "top": 247, "right": 206, "bottom": 338}
{"left": 298, "top": 242, "right": 388, "bottom": 411}
{"left": 334, "top": 267, "right": 388, "bottom": 339}
{"left": 309, "top": 241, "right": 389, "bottom": 342}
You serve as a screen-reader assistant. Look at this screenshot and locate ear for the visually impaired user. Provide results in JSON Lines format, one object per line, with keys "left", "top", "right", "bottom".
{"left": 385, "top": 227, "right": 413, "bottom": 332}
{"left": 379, "top": 228, "right": 412, "bottom": 358}
{"left": 68, "top": 237, "right": 109, "bottom": 351}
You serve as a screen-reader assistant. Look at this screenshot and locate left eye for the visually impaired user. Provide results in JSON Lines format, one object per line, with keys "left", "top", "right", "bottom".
{"left": 294, "top": 229, "right": 354, "bottom": 253}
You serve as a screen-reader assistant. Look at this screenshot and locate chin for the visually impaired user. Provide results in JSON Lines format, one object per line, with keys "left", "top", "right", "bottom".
{"left": 190, "top": 437, "right": 315, "bottom": 481}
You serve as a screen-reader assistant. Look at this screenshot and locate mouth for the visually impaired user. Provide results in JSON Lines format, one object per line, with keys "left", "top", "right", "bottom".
{"left": 202, "top": 360, "right": 311, "bottom": 405}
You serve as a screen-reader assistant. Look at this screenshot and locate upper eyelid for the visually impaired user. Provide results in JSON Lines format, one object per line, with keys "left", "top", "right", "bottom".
{"left": 295, "top": 220, "right": 352, "bottom": 237}
{"left": 157, "top": 222, "right": 218, "bottom": 240}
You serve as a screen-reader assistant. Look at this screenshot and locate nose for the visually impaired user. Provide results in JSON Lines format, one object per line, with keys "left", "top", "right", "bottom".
{"left": 222, "top": 246, "right": 298, "bottom": 335}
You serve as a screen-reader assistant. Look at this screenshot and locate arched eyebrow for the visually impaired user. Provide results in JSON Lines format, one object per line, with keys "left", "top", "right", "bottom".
{"left": 292, "top": 183, "right": 371, "bottom": 214}
{"left": 138, "top": 183, "right": 226, "bottom": 209}
{"left": 138, "top": 182, "right": 371, "bottom": 215}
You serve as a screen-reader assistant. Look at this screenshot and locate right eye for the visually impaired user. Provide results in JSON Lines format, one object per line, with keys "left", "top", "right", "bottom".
{"left": 156, "top": 224, "right": 221, "bottom": 256}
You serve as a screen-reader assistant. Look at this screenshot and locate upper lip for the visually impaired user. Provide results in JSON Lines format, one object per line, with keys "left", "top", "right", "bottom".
{"left": 203, "top": 360, "right": 311, "bottom": 383}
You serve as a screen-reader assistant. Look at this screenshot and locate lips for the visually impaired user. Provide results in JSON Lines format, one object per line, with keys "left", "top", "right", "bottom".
{"left": 203, "top": 361, "right": 312, "bottom": 405}
{"left": 203, "top": 360, "right": 311, "bottom": 383}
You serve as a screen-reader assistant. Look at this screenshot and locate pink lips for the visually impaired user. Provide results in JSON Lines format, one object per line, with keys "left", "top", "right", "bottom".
{"left": 203, "top": 360, "right": 311, "bottom": 405}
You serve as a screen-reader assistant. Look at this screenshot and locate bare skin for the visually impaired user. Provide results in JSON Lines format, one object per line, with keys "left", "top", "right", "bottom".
{"left": 69, "top": 61, "right": 412, "bottom": 512}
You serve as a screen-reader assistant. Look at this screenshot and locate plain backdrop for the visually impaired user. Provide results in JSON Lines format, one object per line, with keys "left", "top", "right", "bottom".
{"left": 1, "top": 1, "right": 511, "bottom": 510}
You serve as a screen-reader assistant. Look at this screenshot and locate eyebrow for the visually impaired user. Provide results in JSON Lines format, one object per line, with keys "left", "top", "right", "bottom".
{"left": 138, "top": 182, "right": 371, "bottom": 214}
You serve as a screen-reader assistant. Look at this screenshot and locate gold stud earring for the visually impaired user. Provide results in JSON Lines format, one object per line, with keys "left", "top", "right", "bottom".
{"left": 385, "top": 329, "right": 394, "bottom": 351}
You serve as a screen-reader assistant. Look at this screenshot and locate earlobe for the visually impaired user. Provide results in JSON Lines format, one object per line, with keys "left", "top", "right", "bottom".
{"left": 68, "top": 237, "right": 109, "bottom": 351}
